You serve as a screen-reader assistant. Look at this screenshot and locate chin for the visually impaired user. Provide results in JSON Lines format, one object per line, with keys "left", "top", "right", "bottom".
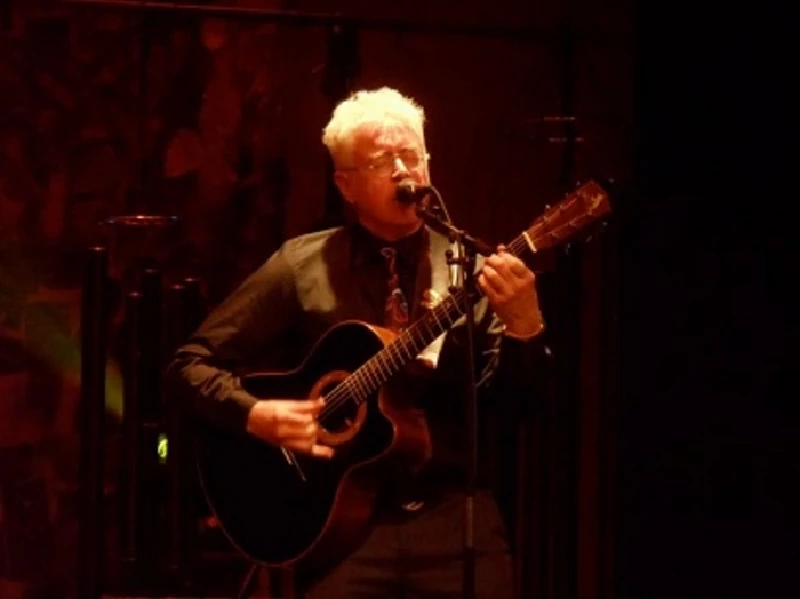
{"left": 397, "top": 205, "right": 421, "bottom": 222}
{"left": 398, "top": 214, "right": 422, "bottom": 227}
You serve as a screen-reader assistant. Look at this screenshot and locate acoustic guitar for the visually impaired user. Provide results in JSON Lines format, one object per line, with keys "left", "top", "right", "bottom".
{"left": 196, "top": 180, "right": 612, "bottom": 574}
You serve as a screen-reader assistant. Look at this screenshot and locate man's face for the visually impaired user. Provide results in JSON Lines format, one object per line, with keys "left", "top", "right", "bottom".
{"left": 335, "top": 120, "right": 429, "bottom": 240}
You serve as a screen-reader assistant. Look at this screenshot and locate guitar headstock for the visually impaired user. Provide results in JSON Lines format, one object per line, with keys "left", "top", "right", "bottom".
{"left": 526, "top": 180, "right": 612, "bottom": 252}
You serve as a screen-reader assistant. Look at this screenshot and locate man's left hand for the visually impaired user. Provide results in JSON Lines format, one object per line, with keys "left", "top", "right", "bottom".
{"left": 477, "top": 245, "right": 545, "bottom": 337}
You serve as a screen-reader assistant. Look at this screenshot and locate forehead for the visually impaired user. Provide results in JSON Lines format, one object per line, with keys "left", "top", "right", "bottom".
{"left": 352, "top": 120, "right": 423, "bottom": 155}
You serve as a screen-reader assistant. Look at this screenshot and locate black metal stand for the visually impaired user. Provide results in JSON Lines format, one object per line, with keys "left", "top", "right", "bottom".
{"left": 451, "top": 232, "right": 479, "bottom": 599}
{"left": 416, "top": 195, "right": 494, "bottom": 259}
{"left": 78, "top": 246, "right": 110, "bottom": 599}
{"left": 418, "top": 193, "right": 490, "bottom": 599}
{"left": 236, "top": 563, "right": 294, "bottom": 599}
{"left": 165, "top": 277, "right": 206, "bottom": 592}
{"left": 236, "top": 563, "right": 261, "bottom": 599}
{"left": 120, "top": 288, "right": 142, "bottom": 587}
{"left": 119, "top": 266, "right": 164, "bottom": 594}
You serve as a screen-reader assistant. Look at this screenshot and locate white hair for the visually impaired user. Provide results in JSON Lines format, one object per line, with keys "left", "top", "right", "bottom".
{"left": 321, "top": 87, "right": 426, "bottom": 168}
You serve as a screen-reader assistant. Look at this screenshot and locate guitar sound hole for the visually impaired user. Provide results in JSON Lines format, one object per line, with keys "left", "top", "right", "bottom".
{"left": 313, "top": 372, "right": 368, "bottom": 446}
{"left": 321, "top": 394, "right": 360, "bottom": 434}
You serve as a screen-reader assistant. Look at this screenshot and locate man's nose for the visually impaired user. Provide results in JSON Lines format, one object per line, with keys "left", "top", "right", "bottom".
{"left": 390, "top": 156, "right": 410, "bottom": 180}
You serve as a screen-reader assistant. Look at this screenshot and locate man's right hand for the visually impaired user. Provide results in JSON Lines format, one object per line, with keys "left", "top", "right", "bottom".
{"left": 246, "top": 398, "right": 334, "bottom": 459}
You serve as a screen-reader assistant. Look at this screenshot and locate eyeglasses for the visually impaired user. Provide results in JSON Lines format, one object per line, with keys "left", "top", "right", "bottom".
{"left": 344, "top": 149, "right": 429, "bottom": 177}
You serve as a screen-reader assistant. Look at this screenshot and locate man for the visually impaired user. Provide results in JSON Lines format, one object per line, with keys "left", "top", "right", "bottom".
{"left": 169, "top": 87, "right": 549, "bottom": 598}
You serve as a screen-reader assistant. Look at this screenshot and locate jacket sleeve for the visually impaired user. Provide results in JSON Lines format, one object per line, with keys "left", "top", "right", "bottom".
{"left": 167, "top": 244, "right": 300, "bottom": 433}
{"left": 475, "top": 306, "right": 553, "bottom": 417}
{"left": 432, "top": 293, "right": 551, "bottom": 417}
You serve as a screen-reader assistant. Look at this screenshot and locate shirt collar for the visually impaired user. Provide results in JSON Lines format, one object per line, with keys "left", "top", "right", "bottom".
{"left": 349, "top": 221, "right": 427, "bottom": 269}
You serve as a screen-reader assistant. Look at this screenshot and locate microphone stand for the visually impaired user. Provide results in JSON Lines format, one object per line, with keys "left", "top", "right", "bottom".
{"left": 415, "top": 195, "right": 493, "bottom": 599}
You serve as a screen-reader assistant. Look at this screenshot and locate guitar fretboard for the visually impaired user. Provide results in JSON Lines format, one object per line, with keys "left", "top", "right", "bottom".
{"left": 322, "top": 232, "right": 531, "bottom": 416}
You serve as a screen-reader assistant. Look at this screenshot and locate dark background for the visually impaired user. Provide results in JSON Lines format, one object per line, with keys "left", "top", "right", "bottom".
{"left": 625, "top": 5, "right": 793, "bottom": 598}
{"left": 0, "top": 1, "right": 792, "bottom": 598}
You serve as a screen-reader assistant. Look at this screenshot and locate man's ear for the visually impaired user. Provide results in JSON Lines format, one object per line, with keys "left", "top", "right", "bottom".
{"left": 335, "top": 170, "right": 355, "bottom": 205}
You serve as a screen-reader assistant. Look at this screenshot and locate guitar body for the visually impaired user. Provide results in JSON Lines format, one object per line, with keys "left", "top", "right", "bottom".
{"left": 196, "top": 320, "right": 432, "bottom": 572}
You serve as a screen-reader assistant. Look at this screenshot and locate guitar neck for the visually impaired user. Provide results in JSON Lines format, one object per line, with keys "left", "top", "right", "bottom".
{"left": 331, "top": 179, "right": 612, "bottom": 408}
{"left": 346, "top": 231, "right": 531, "bottom": 404}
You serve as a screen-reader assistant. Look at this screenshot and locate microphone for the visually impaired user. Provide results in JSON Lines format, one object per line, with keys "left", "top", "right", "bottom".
{"left": 395, "top": 180, "right": 433, "bottom": 205}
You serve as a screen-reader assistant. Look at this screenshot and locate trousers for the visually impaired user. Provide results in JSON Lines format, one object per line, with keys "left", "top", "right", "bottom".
{"left": 301, "top": 489, "right": 514, "bottom": 599}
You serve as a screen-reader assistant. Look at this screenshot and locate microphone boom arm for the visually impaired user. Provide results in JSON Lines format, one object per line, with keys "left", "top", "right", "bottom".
{"left": 415, "top": 201, "right": 494, "bottom": 257}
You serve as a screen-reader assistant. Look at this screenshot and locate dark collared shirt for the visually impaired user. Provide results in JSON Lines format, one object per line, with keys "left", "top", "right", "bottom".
{"left": 168, "top": 222, "right": 549, "bottom": 493}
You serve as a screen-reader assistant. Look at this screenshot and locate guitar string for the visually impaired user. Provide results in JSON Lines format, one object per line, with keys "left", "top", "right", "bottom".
{"left": 317, "top": 293, "right": 463, "bottom": 421}
{"left": 316, "top": 232, "right": 531, "bottom": 423}
{"left": 319, "top": 271, "right": 472, "bottom": 416}
{"left": 317, "top": 234, "right": 532, "bottom": 421}
{"left": 318, "top": 192, "right": 610, "bottom": 422}
{"left": 321, "top": 186, "right": 603, "bottom": 412}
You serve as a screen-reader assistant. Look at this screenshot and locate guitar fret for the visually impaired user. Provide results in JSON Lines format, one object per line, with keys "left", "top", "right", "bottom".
{"left": 373, "top": 358, "right": 388, "bottom": 383}
{"left": 403, "top": 330, "right": 418, "bottom": 357}
{"left": 396, "top": 341, "right": 410, "bottom": 362}
{"left": 429, "top": 311, "right": 442, "bottom": 338}
{"left": 385, "top": 344, "right": 397, "bottom": 366}
{"left": 412, "top": 329, "right": 425, "bottom": 353}
{"left": 344, "top": 378, "right": 361, "bottom": 404}
{"left": 392, "top": 348, "right": 401, "bottom": 372}
{"left": 430, "top": 308, "right": 443, "bottom": 331}
{"left": 379, "top": 357, "right": 390, "bottom": 380}
{"left": 337, "top": 378, "right": 359, "bottom": 399}
{"left": 441, "top": 306, "right": 454, "bottom": 326}
{"left": 355, "top": 368, "right": 368, "bottom": 393}
{"left": 445, "top": 297, "right": 463, "bottom": 324}
{"left": 356, "top": 377, "right": 369, "bottom": 402}
{"left": 354, "top": 367, "right": 372, "bottom": 399}
{"left": 378, "top": 354, "right": 397, "bottom": 380}
{"left": 369, "top": 364, "right": 383, "bottom": 388}
{"left": 410, "top": 331, "right": 422, "bottom": 352}
{"left": 395, "top": 343, "right": 406, "bottom": 365}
